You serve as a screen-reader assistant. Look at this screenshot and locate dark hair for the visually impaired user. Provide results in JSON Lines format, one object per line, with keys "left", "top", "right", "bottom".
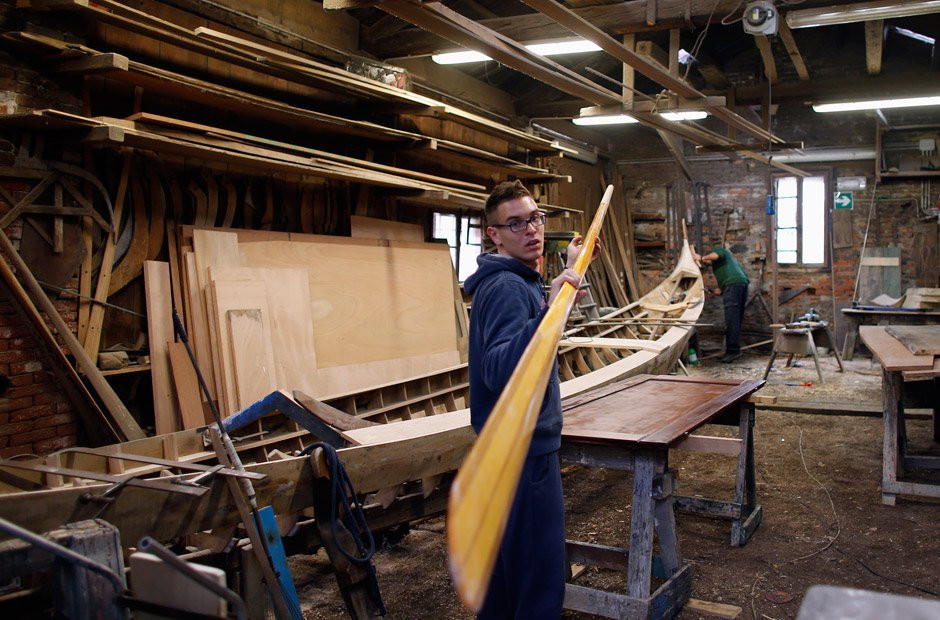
{"left": 484, "top": 180, "right": 532, "bottom": 224}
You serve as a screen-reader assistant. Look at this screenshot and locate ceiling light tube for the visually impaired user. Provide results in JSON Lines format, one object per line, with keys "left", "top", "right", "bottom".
{"left": 572, "top": 114, "right": 639, "bottom": 126}
{"left": 433, "top": 38, "right": 600, "bottom": 65}
{"left": 786, "top": 0, "right": 940, "bottom": 29}
{"left": 660, "top": 110, "right": 708, "bottom": 121}
{"left": 813, "top": 95, "right": 940, "bottom": 113}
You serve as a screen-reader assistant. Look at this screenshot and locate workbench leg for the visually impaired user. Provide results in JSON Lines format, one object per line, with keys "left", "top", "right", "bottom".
{"left": 731, "top": 403, "right": 762, "bottom": 546}
{"left": 653, "top": 474, "right": 680, "bottom": 576}
{"left": 808, "top": 336, "right": 824, "bottom": 383}
{"left": 626, "top": 455, "right": 656, "bottom": 600}
{"left": 825, "top": 325, "right": 845, "bottom": 372}
{"left": 842, "top": 318, "right": 858, "bottom": 361}
{"left": 882, "top": 369, "right": 903, "bottom": 506}
{"left": 762, "top": 351, "right": 777, "bottom": 380}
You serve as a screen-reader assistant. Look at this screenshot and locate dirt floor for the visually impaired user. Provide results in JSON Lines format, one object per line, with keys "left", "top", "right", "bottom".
{"left": 293, "top": 349, "right": 940, "bottom": 619}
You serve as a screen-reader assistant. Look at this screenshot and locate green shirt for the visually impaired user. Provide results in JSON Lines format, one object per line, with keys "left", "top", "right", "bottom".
{"left": 710, "top": 247, "right": 749, "bottom": 289}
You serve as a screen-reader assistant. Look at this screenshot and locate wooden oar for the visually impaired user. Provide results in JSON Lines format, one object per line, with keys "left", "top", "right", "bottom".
{"left": 447, "top": 184, "right": 614, "bottom": 611}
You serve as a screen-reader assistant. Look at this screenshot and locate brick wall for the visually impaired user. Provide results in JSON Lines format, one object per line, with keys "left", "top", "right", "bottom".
{"left": 0, "top": 221, "right": 80, "bottom": 457}
{"left": 617, "top": 155, "right": 937, "bottom": 355}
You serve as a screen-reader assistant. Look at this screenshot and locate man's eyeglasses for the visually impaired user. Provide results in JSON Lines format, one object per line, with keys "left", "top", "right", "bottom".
{"left": 490, "top": 213, "right": 547, "bottom": 234}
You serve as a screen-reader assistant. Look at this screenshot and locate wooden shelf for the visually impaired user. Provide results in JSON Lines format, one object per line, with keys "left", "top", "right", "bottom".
{"left": 878, "top": 170, "right": 940, "bottom": 178}
{"left": 635, "top": 241, "right": 666, "bottom": 248}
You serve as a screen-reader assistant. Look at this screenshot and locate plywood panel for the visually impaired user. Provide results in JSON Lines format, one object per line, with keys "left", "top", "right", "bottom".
{"left": 885, "top": 325, "right": 940, "bottom": 356}
{"left": 239, "top": 239, "right": 457, "bottom": 367}
{"left": 143, "top": 261, "right": 178, "bottom": 435}
{"left": 227, "top": 308, "right": 277, "bottom": 409}
{"left": 860, "top": 326, "right": 936, "bottom": 371}
{"left": 207, "top": 279, "right": 270, "bottom": 415}
{"left": 166, "top": 341, "right": 207, "bottom": 428}
{"left": 209, "top": 266, "right": 318, "bottom": 396}
{"left": 316, "top": 350, "right": 462, "bottom": 396}
{"left": 350, "top": 215, "right": 424, "bottom": 242}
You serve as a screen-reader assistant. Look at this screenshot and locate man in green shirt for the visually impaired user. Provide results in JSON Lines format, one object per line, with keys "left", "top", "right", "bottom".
{"left": 694, "top": 247, "right": 749, "bottom": 363}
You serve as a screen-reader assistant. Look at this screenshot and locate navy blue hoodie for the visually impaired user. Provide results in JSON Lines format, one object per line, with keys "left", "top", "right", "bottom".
{"left": 463, "top": 253, "right": 562, "bottom": 457}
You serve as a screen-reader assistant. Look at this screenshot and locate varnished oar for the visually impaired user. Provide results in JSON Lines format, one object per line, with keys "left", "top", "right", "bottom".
{"left": 447, "top": 184, "right": 614, "bottom": 611}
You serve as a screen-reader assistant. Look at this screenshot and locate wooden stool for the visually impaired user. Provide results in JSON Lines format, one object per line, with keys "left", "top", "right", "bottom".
{"left": 763, "top": 321, "right": 844, "bottom": 383}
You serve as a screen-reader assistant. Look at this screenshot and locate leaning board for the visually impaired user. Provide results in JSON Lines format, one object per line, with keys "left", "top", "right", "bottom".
{"left": 885, "top": 325, "right": 940, "bottom": 356}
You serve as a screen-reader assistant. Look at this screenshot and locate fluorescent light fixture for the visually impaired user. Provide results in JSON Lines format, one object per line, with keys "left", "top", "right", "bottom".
{"left": 572, "top": 114, "right": 639, "bottom": 126}
{"left": 526, "top": 39, "right": 601, "bottom": 55}
{"left": 786, "top": 0, "right": 940, "bottom": 29}
{"left": 661, "top": 110, "right": 708, "bottom": 121}
{"left": 433, "top": 38, "right": 601, "bottom": 65}
{"left": 813, "top": 95, "right": 940, "bottom": 113}
{"left": 893, "top": 26, "right": 936, "bottom": 45}
{"left": 432, "top": 50, "right": 492, "bottom": 65}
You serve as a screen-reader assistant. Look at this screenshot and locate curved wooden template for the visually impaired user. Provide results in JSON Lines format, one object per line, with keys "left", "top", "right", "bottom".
{"left": 282, "top": 181, "right": 298, "bottom": 232}
{"left": 242, "top": 179, "right": 255, "bottom": 228}
{"left": 108, "top": 167, "right": 150, "bottom": 296}
{"left": 202, "top": 170, "right": 219, "bottom": 228}
{"left": 220, "top": 177, "right": 237, "bottom": 228}
{"left": 260, "top": 178, "right": 274, "bottom": 230}
{"left": 299, "top": 185, "right": 314, "bottom": 234}
{"left": 145, "top": 164, "right": 166, "bottom": 261}
{"left": 164, "top": 171, "right": 184, "bottom": 223}
{"left": 188, "top": 178, "right": 208, "bottom": 227}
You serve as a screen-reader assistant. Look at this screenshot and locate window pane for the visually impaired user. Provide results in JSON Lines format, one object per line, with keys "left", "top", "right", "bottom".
{"left": 776, "top": 176, "right": 797, "bottom": 198}
{"left": 433, "top": 213, "right": 457, "bottom": 247}
{"left": 778, "top": 227, "right": 797, "bottom": 251}
{"left": 802, "top": 176, "right": 826, "bottom": 264}
{"left": 778, "top": 250, "right": 797, "bottom": 264}
{"left": 777, "top": 197, "right": 798, "bottom": 228}
{"left": 458, "top": 248, "right": 479, "bottom": 281}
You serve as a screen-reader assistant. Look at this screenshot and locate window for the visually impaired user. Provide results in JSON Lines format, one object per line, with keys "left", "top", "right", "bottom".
{"left": 432, "top": 212, "right": 483, "bottom": 281}
{"left": 774, "top": 175, "right": 827, "bottom": 265}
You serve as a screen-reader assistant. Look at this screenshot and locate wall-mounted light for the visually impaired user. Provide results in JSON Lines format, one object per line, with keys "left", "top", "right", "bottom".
{"left": 813, "top": 95, "right": 940, "bottom": 113}
{"left": 572, "top": 114, "right": 639, "bottom": 126}
{"left": 786, "top": 0, "right": 940, "bottom": 29}
{"left": 660, "top": 110, "right": 708, "bottom": 121}
{"left": 432, "top": 37, "right": 601, "bottom": 65}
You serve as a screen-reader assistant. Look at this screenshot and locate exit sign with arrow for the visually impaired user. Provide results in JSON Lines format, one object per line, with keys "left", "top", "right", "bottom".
{"left": 834, "top": 192, "right": 853, "bottom": 209}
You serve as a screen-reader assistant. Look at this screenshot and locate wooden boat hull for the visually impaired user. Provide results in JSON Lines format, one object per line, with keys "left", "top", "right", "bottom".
{"left": 0, "top": 240, "right": 702, "bottom": 543}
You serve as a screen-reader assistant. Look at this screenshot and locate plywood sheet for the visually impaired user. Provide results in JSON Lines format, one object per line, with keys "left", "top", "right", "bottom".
{"left": 239, "top": 238, "right": 457, "bottom": 367}
{"left": 166, "top": 341, "right": 207, "bottom": 428}
{"left": 859, "top": 326, "right": 936, "bottom": 371}
{"left": 227, "top": 308, "right": 277, "bottom": 409}
{"left": 885, "top": 325, "right": 940, "bottom": 356}
{"left": 315, "top": 350, "right": 462, "bottom": 396}
{"left": 143, "top": 261, "right": 177, "bottom": 435}
{"left": 350, "top": 215, "right": 424, "bottom": 242}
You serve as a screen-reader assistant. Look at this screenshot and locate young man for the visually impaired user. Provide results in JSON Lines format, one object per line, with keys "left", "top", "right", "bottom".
{"left": 694, "top": 247, "right": 749, "bottom": 363}
{"left": 462, "top": 180, "right": 596, "bottom": 619}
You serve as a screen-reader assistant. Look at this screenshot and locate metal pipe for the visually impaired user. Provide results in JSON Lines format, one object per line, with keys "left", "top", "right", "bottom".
{"left": 137, "top": 536, "right": 247, "bottom": 620}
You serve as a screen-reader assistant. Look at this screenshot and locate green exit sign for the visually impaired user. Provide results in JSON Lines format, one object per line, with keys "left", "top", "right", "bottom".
{"left": 834, "top": 191, "right": 853, "bottom": 209}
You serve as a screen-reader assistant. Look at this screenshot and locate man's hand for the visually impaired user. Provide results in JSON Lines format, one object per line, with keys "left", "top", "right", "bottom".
{"left": 565, "top": 235, "right": 601, "bottom": 270}
{"left": 711, "top": 287, "right": 722, "bottom": 296}
{"left": 549, "top": 269, "right": 584, "bottom": 305}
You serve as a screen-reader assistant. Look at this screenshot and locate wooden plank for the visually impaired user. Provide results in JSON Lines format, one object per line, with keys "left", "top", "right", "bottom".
{"left": 226, "top": 308, "right": 277, "bottom": 410}
{"left": 686, "top": 598, "right": 742, "bottom": 619}
{"left": 776, "top": 19, "right": 809, "bottom": 81}
{"left": 753, "top": 35, "right": 777, "bottom": 84}
{"left": 166, "top": 341, "right": 206, "bottom": 428}
{"left": 861, "top": 256, "right": 900, "bottom": 267}
{"left": 83, "top": 152, "right": 131, "bottom": 361}
{"left": 350, "top": 215, "right": 424, "bottom": 242}
{"left": 865, "top": 19, "right": 884, "bottom": 75}
{"left": 885, "top": 325, "right": 940, "bottom": 356}
{"left": 144, "top": 261, "right": 178, "bottom": 435}
{"left": 860, "top": 326, "right": 936, "bottom": 371}
{"left": 108, "top": 168, "right": 149, "bottom": 295}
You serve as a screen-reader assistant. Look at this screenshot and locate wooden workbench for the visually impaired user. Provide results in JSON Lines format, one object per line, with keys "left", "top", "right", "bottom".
{"left": 559, "top": 374, "right": 764, "bottom": 619}
{"left": 859, "top": 326, "right": 940, "bottom": 505}
{"left": 841, "top": 307, "right": 940, "bottom": 361}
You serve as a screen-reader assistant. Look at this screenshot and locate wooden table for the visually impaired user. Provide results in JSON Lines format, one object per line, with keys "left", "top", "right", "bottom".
{"left": 559, "top": 375, "right": 764, "bottom": 619}
{"left": 859, "top": 326, "right": 940, "bottom": 505}
{"left": 841, "top": 308, "right": 940, "bottom": 361}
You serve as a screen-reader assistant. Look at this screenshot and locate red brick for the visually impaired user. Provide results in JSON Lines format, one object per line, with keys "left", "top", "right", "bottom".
{"left": 7, "top": 373, "right": 32, "bottom": 387}
{"left": 0, "top": 350, "right": 27, "bottom": 364}
{"left": 0, "top": 420, "right": 34, "bottom": 436}
{"left": 9, "top": 361, "right": 43, "bottom": 375}
{"left": 0, "top": 446, "right": 32, "bottom": 459}
{"left": 12, "top": 405, "right": 55, "bottom": 422}
{"left": 55, "top": 400, "right": 73, "bottom": 414}
{"left": 5, "top": 382, "right": 51, "bottom": 399}
{"left": 34, "top": 435, "right": 76, "bottom": 454}
{"left": 11, "top": 427, "right": 56, "bottom": 445}
{"left": 0, "top": 396, "right": 33, "bottom": 411}
{"left": 33, "top": 412, "right": 72, "bottom": 428}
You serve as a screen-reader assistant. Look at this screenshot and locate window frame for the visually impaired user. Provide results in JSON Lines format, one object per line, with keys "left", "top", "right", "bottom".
{"left": 431, "top": 210, "right": 483, "bottom": 282}
{"left": 772, "top": 169, "right": 831, "bottom": 270}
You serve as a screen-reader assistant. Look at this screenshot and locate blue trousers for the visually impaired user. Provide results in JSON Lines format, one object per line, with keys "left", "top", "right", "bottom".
{"left": 478, "top": 451, "right": 566, "bottom": 620}
{"left": 722, "top": 282, "right": 748, "bottom": 354}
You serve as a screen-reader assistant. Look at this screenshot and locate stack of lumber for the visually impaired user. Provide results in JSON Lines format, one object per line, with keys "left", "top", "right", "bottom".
{"left": 903, "top": 288, "right": 940, "bottom": 310}
{"left": 154, "top": 224, "right": 467, "bottom": 432}
{"left": 860, "top": 325, "right": 940, "bottom": 381}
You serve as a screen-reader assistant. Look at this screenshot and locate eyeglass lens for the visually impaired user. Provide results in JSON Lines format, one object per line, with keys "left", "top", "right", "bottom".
{"left": 508, "top": 214, "right": 546, "bottom": 233}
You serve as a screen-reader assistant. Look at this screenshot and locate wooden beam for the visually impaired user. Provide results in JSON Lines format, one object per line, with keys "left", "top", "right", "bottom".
{"left": 754, "top": 35, "right": 778, "bottom": 84}
{"left": 622, "top": 34, "right": 635, "bottom": 104}
{"left": 865, "top": 19, "right": 884, "bottom": 75}
{"left": 669, "top": 28, "right": 680, "bottom": 75}
{"left": 657, "top": 130, "right": 694, "bottom": 182}
{"left": 776, "top": 20, "right": 809, "bottom": 81}
{"left": 52, "top": 52, "right": 128, "bottom": 74}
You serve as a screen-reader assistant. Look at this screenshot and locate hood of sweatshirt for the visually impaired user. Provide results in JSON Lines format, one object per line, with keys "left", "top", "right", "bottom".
{"left": 463, "top": 252, "right": 541, "bottom": 296}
